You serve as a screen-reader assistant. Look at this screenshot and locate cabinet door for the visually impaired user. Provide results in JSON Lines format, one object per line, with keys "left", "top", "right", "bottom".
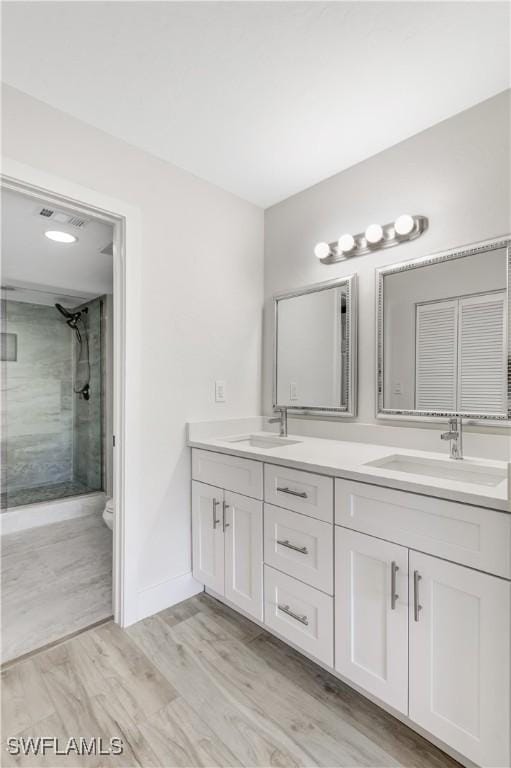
{"left": 409, "top": 551, "right": 510, "bottom": 768}
{"left": 335, "top": 527, "right": 408, "bottom": 714}
{"left": 192, "top": 481, "right": 224, "bottom": 594}
{"left": 224, "top": 491, "right": 263, "bottom": 620}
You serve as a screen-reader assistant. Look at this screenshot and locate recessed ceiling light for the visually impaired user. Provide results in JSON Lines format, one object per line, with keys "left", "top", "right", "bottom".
{"left": 44, "top": 230, "right": 77, "bottom": 244}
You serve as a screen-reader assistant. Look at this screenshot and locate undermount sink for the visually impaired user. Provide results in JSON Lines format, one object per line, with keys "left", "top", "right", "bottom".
{"left": 365, "top": 454, "right": 507, "bottom": 487}
{"left": 223, "top": 434, "right": 302, "bottom": 449}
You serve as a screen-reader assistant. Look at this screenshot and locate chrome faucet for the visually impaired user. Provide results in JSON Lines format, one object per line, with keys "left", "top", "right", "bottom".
{"left": 440, "top": 416, "right": 463, "bottom": 460}
{"left": 268, "top": 407, "right": 288, "bottom": 437}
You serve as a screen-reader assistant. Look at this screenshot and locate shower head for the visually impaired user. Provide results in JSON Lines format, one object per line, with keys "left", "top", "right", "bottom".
{"left": 55, "top": 303, "right": 84, "bottom": 338}
{"left": 55, "top": 303, "right": 81, "bottom": 324}
{"left": 56, "top": 303, "right": 76, "bottom": 320}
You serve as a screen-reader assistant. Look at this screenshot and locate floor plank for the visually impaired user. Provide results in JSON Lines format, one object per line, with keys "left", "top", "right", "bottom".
{"left": 1, "top": 593, "right": 461, "bottom": 768}
{"left": 127, "top": 614, "right": 311, "bottom": 767}
{"left": 137, "top": 698, "right": 240, "bottom": 768}
{"left": 247, "top": 628, "right": 461, "bottom": 768}
{"left": 1, "top": 658, "right": 54, "bottom": 736}
{"left": 172, "top": 610, "right": 400, "bottom": 768}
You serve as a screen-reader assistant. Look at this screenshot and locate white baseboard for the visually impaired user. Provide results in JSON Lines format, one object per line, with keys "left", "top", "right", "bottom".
{"left": 1, "top": 492, "right": 106, "bottom": 535}
{"left": 136, "top": 571, "right": 203, "bottom": 622}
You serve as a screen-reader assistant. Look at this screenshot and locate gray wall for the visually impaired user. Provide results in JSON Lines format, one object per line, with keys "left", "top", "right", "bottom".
{"left": 263, "top": 90, "right": 511, "bottom": 427}
{"left": 2, "top": 300, "right": 74, "bottom": 494}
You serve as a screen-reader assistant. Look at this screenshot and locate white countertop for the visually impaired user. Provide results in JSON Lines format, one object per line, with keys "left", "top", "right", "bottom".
{"left": 188, "top": 429, "right": 509, "bottom": 512}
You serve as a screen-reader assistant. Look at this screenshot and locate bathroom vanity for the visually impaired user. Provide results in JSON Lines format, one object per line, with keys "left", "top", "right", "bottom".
{"left": 188, "top": 428, "right": 510, "bottom": 768}
{"left": 189, "top": 235, "right": 511, "bottom": 768}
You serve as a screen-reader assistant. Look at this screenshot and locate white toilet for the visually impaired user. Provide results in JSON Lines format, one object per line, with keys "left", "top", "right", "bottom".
{"left": 102, "top": 497, "right": 114, "bottom": 530}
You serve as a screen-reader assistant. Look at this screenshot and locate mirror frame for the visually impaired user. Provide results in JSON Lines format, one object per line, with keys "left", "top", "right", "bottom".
{"left": 376, "top": 235, "right": 511, "bottom": 422}
{"left": 273, "top": 274, "right": 357, "bottom": 417}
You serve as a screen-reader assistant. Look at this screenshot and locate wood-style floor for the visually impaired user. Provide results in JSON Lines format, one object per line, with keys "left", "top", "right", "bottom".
{"left": 1, "top": 593, "right": 461, "bottom": 768}
{"left": 1, "top": 513, "right": 112, "bottom": 663}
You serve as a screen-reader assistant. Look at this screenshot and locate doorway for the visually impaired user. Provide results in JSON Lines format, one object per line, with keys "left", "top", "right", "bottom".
{"left": 1, "top": 177, "right": 127, "bottom": 662}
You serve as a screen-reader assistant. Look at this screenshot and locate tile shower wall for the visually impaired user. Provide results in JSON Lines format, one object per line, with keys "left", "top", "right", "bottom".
{"left": 73, "top": 296, "right": 103, "bottom": 490}
{"left": 2, "top": 300, "right": 74, "bottom": 496}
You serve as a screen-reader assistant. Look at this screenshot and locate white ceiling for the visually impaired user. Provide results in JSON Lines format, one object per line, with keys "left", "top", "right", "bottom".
{"left": 2, "top": 2, "right": 510, "bottom": 207}
{"left": 1, "top": 188, "right": 113, "bottom": 300}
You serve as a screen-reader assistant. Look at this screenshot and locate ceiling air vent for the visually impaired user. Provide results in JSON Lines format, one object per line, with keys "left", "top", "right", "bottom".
{"left": 65, "top": 215, "right": 89, "bottom": 229}
{"left": 35, "top": 206, "right": 91, "bottom": 228}
{"left": 38, "top": 207, "right": 55, "bottom": 218}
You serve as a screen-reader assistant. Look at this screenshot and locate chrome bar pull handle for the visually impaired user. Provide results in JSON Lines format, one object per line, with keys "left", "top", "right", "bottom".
{"left": 222, "top": 501, "right": 230, "bottom": 531}
{"left": 390, "top": 561, "right": 399, "bottom": 610}
{"left": 413, "top": 570, "right": 422, "bottom": 622}
{"left": 212, "top": 499, "right": 221, "bottom": 529}
{"left": 276, "top": 487, "right": 308, "bottom": 499}
{"left": 277, "top": 603, "right": 308, "bottom": 626}
{"left": 276, "top": 539, "right": 308, "bottom": 555}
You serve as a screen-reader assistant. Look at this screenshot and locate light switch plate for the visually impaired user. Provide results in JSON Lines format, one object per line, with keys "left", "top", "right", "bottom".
{"left": 215, "top": 380, "right": 226, "bottom": 403}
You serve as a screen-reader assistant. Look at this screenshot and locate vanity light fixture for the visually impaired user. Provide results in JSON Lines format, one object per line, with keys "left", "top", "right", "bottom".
{"left": 314, "top": 241, "right": 332, "bottom": 260}
{"left": 338, "top": 233, "right": 356, "bottom": 253}
{"left": 44, "top": 230, "right": 77, "bottom": 244}
{"left": 394, "top": 213, "right": 415, "bottom": 237}
{"left": 365, "top": 223, "right": 384, "bottom": 245}
{"left": 315, "top": 214, "right": 428, "bottom": 264}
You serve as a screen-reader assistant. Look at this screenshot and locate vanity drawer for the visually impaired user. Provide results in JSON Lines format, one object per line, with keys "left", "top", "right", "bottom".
{"left": 192, "top": 449, "right": 263, "bottom": 499}
{"left": 264, "top": 464, "right": 333, "bottom": 522}
{"left": 264, "top": 565, "right": 334, "bottom": 666}
{"left": 335, "top": 479, "right": 511, "bottom": 578}
{"left": 264, "top": 504, "right": 333, "bottom": 594}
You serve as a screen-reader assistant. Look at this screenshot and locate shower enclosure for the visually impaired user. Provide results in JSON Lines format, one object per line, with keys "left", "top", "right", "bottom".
{"left": 1, "top": 293, "right": 106, "bottom": 509}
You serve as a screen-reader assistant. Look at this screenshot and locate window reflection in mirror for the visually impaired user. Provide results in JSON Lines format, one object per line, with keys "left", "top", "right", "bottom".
{"left": 380, "top": 244, "right": 508, "bottom": 419}
{"left": 274, "top": 277, "right": 356, "bottom": 415}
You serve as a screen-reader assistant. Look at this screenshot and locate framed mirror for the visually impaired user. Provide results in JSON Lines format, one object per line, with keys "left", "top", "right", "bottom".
{"left": 273, "top": 275, "right": 357, "bottom": 416}
{"left": 376, "top": 237, "right": 510, "bottom": 421}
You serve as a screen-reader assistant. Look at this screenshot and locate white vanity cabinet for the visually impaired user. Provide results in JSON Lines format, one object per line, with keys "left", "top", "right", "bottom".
{"left": 192, "top": 481, "right": 225, "bottom": 594}
{"left": 191, "top": 448, "right": 510, "bottom": 767}
{"left": 334, "top": 527, "right": 409, "bottom": 714}
{"left": 409, "top": 551, "right": 510, "bottom": 768}
{"left": 335, "top": 479, "right": 511, "bottom": 768}
{"left": 224, "top": 490, "right": 263, "bottom": 619}
{"left": 192, "top": 476, "right": 263, "bottom": 620}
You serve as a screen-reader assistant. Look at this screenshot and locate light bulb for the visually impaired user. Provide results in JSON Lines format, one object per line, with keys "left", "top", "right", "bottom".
{"left": 365, "top": 224, "right": 383, "bottom": 245}
{"left": 394, "top": 214, "right": 415, "bottom": 237}
{"left": 44, "top": 230, "right": 77, "bottom": 244}
{"left": 314, "top": 242, "right": 331, "bottom": 260}
{"left": 338, "top": 234, "right": 355, "bottom": 253}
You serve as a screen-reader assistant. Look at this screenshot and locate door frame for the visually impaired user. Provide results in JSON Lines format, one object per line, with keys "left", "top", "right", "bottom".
{"left": 1, "top": 157, "right": 142, "bottom": 626}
